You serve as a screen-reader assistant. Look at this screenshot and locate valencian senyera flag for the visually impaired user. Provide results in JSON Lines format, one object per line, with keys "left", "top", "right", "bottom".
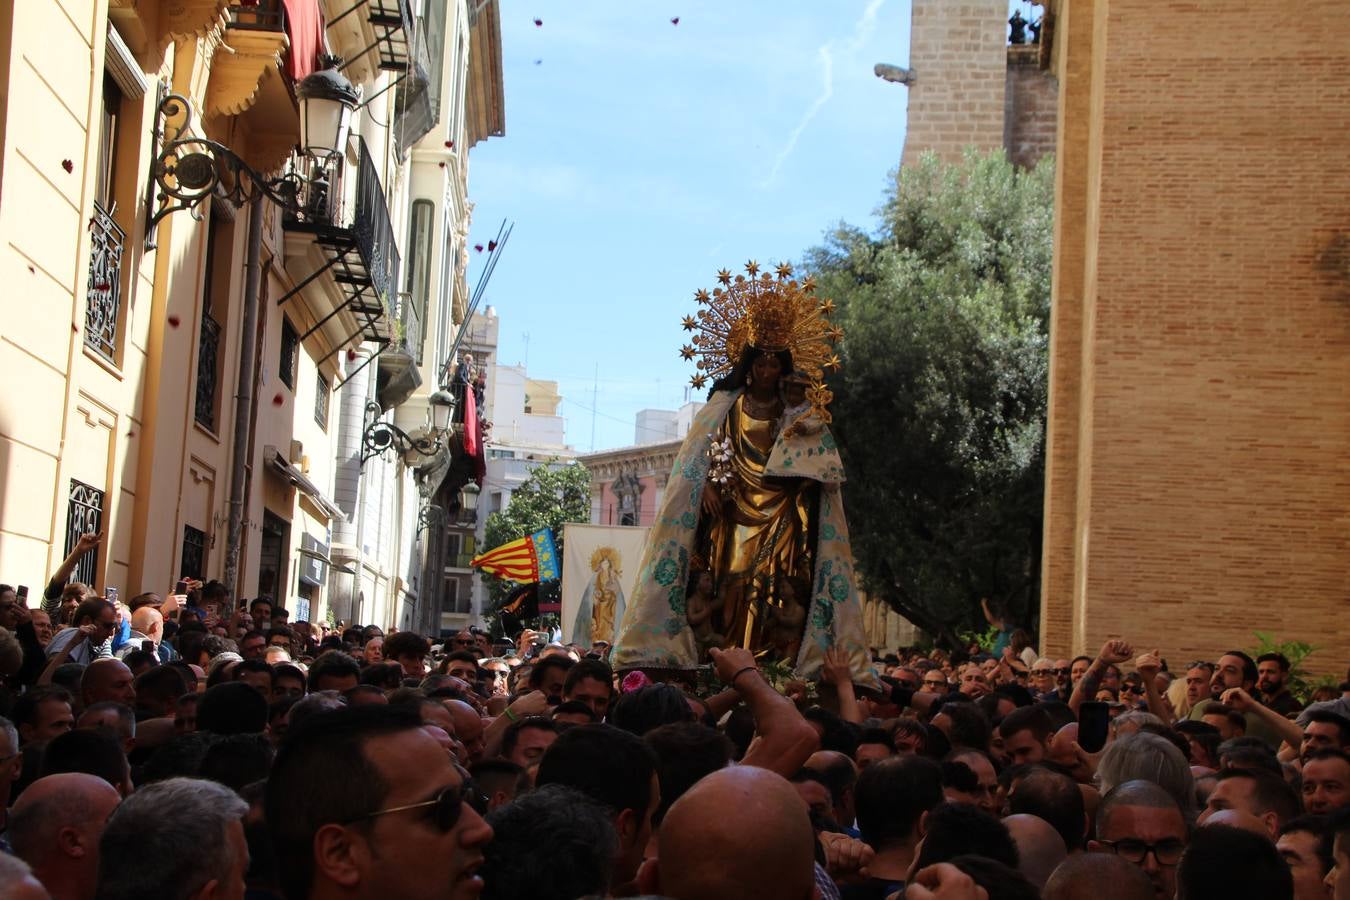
{"left": 471, "top": 529, "right": 560, "bottom": 584}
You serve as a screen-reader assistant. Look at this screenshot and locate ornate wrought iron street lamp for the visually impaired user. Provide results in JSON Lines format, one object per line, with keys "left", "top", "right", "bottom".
{"left": 361, "top": 389, "right": 455, "bottom": 467}
{"left": 146, "top": 57, "right": 359, "bottom": 245}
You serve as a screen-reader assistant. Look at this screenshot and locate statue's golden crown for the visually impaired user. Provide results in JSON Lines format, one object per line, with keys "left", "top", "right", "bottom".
{"left": 679, "top": 261, "right": 843, "bottom": 421}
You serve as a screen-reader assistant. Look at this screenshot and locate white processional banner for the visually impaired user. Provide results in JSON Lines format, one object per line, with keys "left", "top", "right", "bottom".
{"left": 561, "top": 522, "right": 651, "bottom": 647}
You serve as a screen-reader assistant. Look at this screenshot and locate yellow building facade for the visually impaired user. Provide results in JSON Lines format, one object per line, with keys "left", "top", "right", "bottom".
{"left": 0, "top": 0, "right": 503, "bottom": 627}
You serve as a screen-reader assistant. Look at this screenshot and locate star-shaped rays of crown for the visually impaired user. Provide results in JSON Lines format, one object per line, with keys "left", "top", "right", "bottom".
{"left": 679, "top": 261, "right": 844, "bottom": 421}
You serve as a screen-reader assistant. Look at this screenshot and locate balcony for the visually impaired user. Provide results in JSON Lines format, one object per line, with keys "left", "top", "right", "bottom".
{"left": 85, "top": 200, "right": 125, "bottom": 364}
{"left": 376, "top": 291, "right": 424, "bottom": 409}
{"left": 393, "top": 0, "right": 443, "bottom": 155}
{"left": 324, "top": 0, "right": 417, "bottom": 88}
{"left": 280, "top": 137, "right": 398, "bottom": 356}
{"left": 207, "top": 1, "right": 291, "bottom": 117}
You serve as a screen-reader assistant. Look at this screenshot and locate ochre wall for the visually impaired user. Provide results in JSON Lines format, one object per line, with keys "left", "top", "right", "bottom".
{"left": 1004, "top": 45, "right": 1057, "bottom": 169}
{"left": 1040, "top": 0, "right": 1350, "bottom": 676}
{"left": 902, "top": 0, "right": 1008, "bottom": 167}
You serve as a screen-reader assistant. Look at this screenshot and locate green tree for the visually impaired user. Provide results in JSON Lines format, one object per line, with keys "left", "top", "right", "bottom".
{"left": 804, "top": 150, "right": 1054, "bottom": 649}
{"left": 480, "top": 460, "right": 592, "bottom": 612}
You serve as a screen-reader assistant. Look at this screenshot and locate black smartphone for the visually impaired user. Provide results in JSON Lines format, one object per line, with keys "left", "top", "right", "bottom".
{"left": 175, "top": 579, "right": 189, "bottom": 594}
{"left": 1079, "top": 701, "right": 1110, "bottom": 753}
{"left": 142, "top": 639, "right": 155, "bottom": 654}
{"left": 16, "top": 585, "right": 28, "bottom": 600}
{"left": 105, "top": 586, "right": 119, "bottom": 604}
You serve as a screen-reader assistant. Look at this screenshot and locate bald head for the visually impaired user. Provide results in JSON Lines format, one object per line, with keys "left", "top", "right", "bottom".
{"left": 81, "top": 659, "right": 135, "bottom": 707}
{"left": 1004, "top": 813, "right": 1067, "bottom": 890}
{"left": 130, "top": 607, "right": 163, "bottom": 643}
{"left": 1044, "top": 853, "right": 1155, "bottom": 900}
{"left": 653, "top": 767, "right": 816, "bottom": 900}
{"left": 1199, "top": 808, "right": 1269, "bottom": 836}
{"left": 446, "top": 700, "right": 485, "bottom": 762}
{"left": 10, "top": 772, "right": 121, "bottom": 867}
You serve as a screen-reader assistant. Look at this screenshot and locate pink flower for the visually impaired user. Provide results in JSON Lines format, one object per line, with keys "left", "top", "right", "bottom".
{"left": 622, "top": 671, "right": 652, "bottom": 693}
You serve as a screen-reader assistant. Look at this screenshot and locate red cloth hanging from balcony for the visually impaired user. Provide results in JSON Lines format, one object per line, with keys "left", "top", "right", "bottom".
{"left": 282, "top": 0, "right": 325, "bottom": 80}
{"left": 462, "top": 385, "right": 479, "bottom": 458}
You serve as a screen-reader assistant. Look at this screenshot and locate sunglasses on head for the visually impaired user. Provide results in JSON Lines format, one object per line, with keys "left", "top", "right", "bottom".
{"left": 346, "top": 779, "right": 483, "bottom": 833}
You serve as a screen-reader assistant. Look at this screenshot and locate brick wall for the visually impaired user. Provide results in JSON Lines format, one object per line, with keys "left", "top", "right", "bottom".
{"left": 1040, "top": 0, "right": 1350, "bottom": 676}
{"left": 1004, "top": 45, "right": 1057, "bottom": 168}
{"left": 902, "top": 0, "right": 1008, "bottom": 167}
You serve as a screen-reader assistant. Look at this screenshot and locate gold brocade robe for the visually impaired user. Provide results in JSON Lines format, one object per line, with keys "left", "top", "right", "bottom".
{"left": 701, "top": 395, "right": 816, "bottom": 652}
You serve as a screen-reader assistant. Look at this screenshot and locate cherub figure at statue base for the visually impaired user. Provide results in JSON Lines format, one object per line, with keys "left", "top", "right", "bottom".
{"left": 763, "top": 574, "right": 808, "bottom": 664}
{"left": 684, "top": 569, "right": 725, "bottom": 660}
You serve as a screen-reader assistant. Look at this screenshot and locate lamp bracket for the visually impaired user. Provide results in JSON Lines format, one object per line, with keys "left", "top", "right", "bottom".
{"left": 146, "top": 93, "right": 309, "bottom": 244}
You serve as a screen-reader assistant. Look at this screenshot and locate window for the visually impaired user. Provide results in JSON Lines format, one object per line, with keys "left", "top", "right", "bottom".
{"left": 195, "top": 213, "right": 232, "bottom": 430}
{"left": 85, "top": 75, "right": 126, "bottom": 364}
{"left": 65, "top": 480, "right": 105, "bottom": 586}
{"left": 407, "top": 200, "right": 433, "bottom": 365}
{"left": 279, "top": 317, "right": 298, "bottom": 390}
{"left": 315, "top": 371, "right": 330, "bottom": 430}
{"left": 181, "top": 525, "right": 207, "bottom": 580}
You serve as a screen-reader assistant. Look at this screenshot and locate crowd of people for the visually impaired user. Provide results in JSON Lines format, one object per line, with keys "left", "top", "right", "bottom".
{"left": 0, "top": 545, "right": 1348, "bottom": 900}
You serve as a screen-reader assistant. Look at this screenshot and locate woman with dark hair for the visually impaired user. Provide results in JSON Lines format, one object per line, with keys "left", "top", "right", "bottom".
{"left": 613, "top": 263, "right": 872, "bottom": 687}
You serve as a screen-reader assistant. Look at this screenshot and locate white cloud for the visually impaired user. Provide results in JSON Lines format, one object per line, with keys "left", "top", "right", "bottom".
{"left": 758, "top": 0, "right": 887, "bottom": 188}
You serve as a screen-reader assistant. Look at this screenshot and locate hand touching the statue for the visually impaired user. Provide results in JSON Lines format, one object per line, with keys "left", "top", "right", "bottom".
{"left": 701, "top": 483, "right": 721, "bottom": 516}
{"left": 710, "top": 646, "right": 758, "bottom": 686}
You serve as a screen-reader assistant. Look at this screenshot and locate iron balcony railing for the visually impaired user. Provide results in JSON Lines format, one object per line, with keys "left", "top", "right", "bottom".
{"left": 290, "top": 137, "right": 400, "bottom": 321}
{"left": 227, "top": 0, "right": 286, "bottom": 31}
{"left": 352, "top": 138, "right": 400, "bottom": 305}
{"left": 85, "top": 200, "right": 124, "bottom": 363}
{"left": 391, "top": 291, "right": 422, "bottom": 363}
{"left": 194, "top": 313, "right": 222, "bottom": 429}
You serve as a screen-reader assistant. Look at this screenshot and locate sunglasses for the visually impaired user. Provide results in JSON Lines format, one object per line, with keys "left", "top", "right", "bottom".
{"left": 346, "top": 779, "right": 482, "bottom": 832}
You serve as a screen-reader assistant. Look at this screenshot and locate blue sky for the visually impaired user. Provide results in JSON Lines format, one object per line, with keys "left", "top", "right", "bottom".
{"left": 466, "top": 1, "right": 919, "bottom": 452}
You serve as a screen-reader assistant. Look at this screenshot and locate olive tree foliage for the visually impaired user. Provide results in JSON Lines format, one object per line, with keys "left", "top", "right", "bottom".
{"left": 804, "top": 150, "right": 1054, "bottom": 647}
{"left": 480, "top": 460, "right": 592, "bottom": 610}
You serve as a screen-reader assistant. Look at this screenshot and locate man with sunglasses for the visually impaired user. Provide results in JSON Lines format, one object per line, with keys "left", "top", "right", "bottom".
{"left": 1088, "top": 780, "right": 1189, "bottom": 900}
{"left": 267, "top": 705, "right": 493, "bottom": 900}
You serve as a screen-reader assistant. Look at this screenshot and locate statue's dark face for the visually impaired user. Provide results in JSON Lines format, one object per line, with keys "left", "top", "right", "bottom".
{"left": 751, "top": 353, "right": 783, "bottom": 388}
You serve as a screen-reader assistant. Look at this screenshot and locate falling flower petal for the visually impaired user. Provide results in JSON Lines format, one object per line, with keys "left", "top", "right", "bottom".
{"left": 167, "top": 314, "right": 181, "bottom": 328}
{"left": 534, "top": 58, "right": 543, "bottom": 65}
{"left": 61, "top": 159, "right": 73, "bottom": 173}
{"left": 671, "top": 16, "right": 680, "bottom": 25}
{"left": 533, "top": 17, "right": 542, "bottom": 26}
{"left": 474, "top": 244, "right": 484, "bottom": 253}
{"left": 488, "top": 240, "right": 497, "bottom": 252}
{"left": 272, "top": 392, "right": 285, "bottom": 406}
{"left": 347, "top": 348, "right": 358, "bottom": 362}
{"left": 445, "top": 140, "right": 454, "bottom": 149}
{"left": 439, "top": 162, "right": 446, "bottom": 168}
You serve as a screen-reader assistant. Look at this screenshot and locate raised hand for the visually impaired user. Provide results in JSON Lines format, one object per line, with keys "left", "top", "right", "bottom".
{"left": 821, "top": 646, "right": 853, "bottom": 686}
{"left": 1134, "top": 649, "right": 1162, "bottom": 680}
{"left": 1098, "top": 639, "right": 1135, "bottom": 665}
{"left": 710, "top": 646, "right": 757, "bottom": 685}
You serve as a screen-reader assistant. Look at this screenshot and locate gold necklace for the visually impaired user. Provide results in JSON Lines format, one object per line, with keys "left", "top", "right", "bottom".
{"left": 743, "top": 393, "right": 781, "bottom": 418}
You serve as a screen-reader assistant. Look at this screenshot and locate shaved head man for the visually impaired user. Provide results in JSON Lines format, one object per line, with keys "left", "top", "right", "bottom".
{"left": 445, "top": 700, "right": 485, "bottom": 764}
{"left": 80, "top": 660, "right": 135, "bottom": 709}
{"left": 641, "top": 766, "right": 816, "bottom": 900}
{"left": 1005, "top": 813, "right": 1068, "bottom": 891}
{"left": 10, "top": 772, "right": 122, "bottom": 900}
{"left": 639, "top": 766, "right": 810, "bottom": 900}
{"left": 1044, "top": 853, "right": 1156, "bottom": 900}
